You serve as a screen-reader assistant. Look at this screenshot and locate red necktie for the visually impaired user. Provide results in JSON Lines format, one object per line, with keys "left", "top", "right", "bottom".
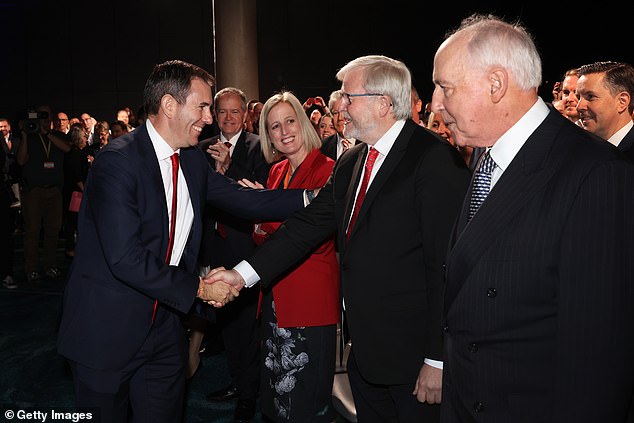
{"left": 153, "top": 152, "right": 179, "bottom": 323}
{"left": 224, "top": 141, "right": 232, "bottom": 149}
{"left": 346, "top": 147, "right": 379, "bottom": 239}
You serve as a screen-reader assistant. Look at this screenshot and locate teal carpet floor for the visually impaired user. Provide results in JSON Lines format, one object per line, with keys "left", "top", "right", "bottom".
{"left": 0, "top": 232, "right": 245, "bottom": 422}
{"left": 0, "top": 231, "right": 350, "bottom": 422}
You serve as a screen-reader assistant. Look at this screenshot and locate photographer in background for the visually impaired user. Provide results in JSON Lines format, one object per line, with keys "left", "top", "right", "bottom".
{"left": 16, "top": 105, "right": 70, "bottom": 282}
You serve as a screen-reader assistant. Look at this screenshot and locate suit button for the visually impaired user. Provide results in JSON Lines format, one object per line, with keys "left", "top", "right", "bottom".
{"left": 473, "top": 402, "right": 484, "bottom": 413}
{"left": 468, "top": 343, "right": 478, "bottom": 353}
{"left": 443, "top": 325, "right": 449, "bottom": 332}
{"left": 487, "top": 287, "right": 497, "bottom": 298}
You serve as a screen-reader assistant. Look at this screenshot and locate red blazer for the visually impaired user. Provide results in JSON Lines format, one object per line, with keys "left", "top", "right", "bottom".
{"left": 254, "top": 148, "right": 340, "bottom": 327}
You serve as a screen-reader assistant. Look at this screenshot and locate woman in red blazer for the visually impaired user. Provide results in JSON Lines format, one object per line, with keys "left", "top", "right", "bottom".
{"left": 253, "top": 91, "right": 339, "bottom": 423}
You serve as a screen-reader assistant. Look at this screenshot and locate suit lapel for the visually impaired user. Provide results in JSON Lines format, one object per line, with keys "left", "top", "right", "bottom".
{"left": 340, "top": 143, "right": 368, "bottom": 237}
{"left": 135, "top": 126, "right": 172, "bottom": 256}
{"left": 344, "top": 121, "right": 414, "bottom": 241}
{"left": 179, "top": 148, "right": 201, "bottom": 251}
{"left": 233, "top": 132, "right": 247, "bottom": 162}
{"left": 617, "top": 127, "right": 634, "bottom": 153}
{"left": 287, "top": 149, "right": 320, "bottom": 188}
{"left": 446, "top": 112, "right": 566, "bottom": 301}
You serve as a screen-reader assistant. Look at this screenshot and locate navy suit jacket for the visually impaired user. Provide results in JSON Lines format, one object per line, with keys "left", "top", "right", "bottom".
{"left": 56, "top": 123, "right": 303, "bottom": 372}
{"left": 442, "top": 110, "right": 634, "bottom": 423}
{"left": 618, "top": 124, "right": 634, "bottom": 162}
{"left": 198, "top": 131, "right": 271, "bottom": 268}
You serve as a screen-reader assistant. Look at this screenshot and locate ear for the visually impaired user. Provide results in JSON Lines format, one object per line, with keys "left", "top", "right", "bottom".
{"left": 616, "top": 91, "right": 631, "bottom": 114}
{"left": 160, "top": 94, "right": 176, "bottom": 119}
{"left": 489, "top": 68, "right": 508, "bottom": 103}
{"left": 378, "top": 95, "right": 393, "bottom": 118}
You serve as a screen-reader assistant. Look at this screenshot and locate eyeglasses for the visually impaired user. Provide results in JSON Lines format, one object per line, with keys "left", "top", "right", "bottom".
{"left": 341, "top": 92, "right": 384, "bottom": 105}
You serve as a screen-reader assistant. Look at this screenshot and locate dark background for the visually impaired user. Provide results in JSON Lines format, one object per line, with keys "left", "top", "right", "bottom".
{"left": 1, "top": 0, "right": 630, "bottom": 125}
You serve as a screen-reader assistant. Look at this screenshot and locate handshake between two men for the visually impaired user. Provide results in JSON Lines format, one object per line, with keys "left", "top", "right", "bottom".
{"left": 195, "top": 267, "right": 246, "bottom": 308}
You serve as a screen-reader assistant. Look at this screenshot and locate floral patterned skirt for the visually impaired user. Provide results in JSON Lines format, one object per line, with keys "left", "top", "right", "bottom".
{"left": 260, "top": 292, "right": 337, "bottom": 422}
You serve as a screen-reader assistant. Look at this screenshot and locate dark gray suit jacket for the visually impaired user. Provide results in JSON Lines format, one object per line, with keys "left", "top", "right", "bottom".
{"left": 442, "top": 110, "right": 634, "bottom": 423}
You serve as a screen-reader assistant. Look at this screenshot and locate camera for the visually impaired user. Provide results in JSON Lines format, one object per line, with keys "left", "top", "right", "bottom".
{"left": 23, "top": 110, "right": 49, "bottom": 134}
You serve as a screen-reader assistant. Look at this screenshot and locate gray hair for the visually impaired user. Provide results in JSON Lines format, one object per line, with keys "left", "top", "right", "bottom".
{"left": 336, "top": 55, "right": 412, "bottom": 120}
{"left": 214, "top": 87, "right": 248, "bottom": 112}
{"left": 328, "top": 90, "right": 343, "bottom": 110}
{"left": 446, "top": 14, "right": 542, "bottom": 91}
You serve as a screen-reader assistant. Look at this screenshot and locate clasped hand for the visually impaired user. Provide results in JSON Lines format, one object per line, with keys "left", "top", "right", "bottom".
{"left": 197, "top": 267, "right": 242, "bottom": 308}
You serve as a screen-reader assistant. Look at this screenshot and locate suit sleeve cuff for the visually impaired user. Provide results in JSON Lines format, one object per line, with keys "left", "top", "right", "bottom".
{"left": 424, "top": 358, "right": 443, "bottom": 369}
{"left": 234, "top": 260, "right": 260, "bottom": 288}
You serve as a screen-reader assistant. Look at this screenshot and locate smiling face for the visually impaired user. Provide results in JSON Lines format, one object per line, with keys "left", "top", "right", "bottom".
{"left": 0, "top": 120, "right": 10, "bottom": 137}
{"left": 170, "top": 77, "right": 213, "bottom": 149}
{"left": 266, "top": 101, "right": 306, "bottom": 163}
{"left": 339, "top": 68, "right": 381, "bottom": 143}
{"left": 117, "top": 110, "right": 129, "bottom": 125}
{"left": 318, "top": 115, "right": 336, "bottom": 139}
{"left": 576, "top": 72, "right": 627, "bottom": 140}
{"left": 215, "top": 93, "right": 246, "bottom": 139}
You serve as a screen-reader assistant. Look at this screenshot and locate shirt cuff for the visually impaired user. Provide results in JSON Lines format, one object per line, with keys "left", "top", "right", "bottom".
{"left": 424, "top": 358, "right": 443, "bottom": 370}
{"left": 234, "top": 260, "right": 260, "bottom": 288}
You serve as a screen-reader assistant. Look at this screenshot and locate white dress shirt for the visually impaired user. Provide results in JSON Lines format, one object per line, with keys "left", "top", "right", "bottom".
{"left": 607, "top": 120, "right": 633, "bottom": 148}
{"left": 220, "top": 129, "right": 242, "bottom": 157}
{"left": 488, "top": 97, "right": 550, "bottom": 188}
{"left": 146, "top": 120, "right": 194, "bottom": 266}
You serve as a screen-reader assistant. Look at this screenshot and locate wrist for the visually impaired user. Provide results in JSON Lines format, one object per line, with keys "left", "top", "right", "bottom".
{"left": 196, "top": 276, "right": 204, "bottom": 298}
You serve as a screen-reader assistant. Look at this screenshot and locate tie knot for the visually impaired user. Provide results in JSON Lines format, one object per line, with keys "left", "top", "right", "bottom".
{"left": 367, "top": 147, "right": 379, "bottom": 165}
{"left": 171, "top": 152, "right": 179, "bottom": 166}
{"left": 224, "top": 141, "right": 232, "bottom": 149}
{"left": 478, "top": 151, "right": 495, "bottom": 174}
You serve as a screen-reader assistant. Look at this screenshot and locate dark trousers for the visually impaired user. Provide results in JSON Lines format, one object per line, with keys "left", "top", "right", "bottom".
{"left": 70, "top": 308, "right": 187, "bottom": 423}
{"left": 217, "top": 286, "right": 261, "bottom": 400}
{"left": 22, "top": 186, "right": 62, "bottom": 272}
{"left": 347, "top": 348, "right": 440, "bottom": 423}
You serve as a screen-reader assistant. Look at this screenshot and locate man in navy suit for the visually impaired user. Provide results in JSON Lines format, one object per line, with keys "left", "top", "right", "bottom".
{"left": 196, "top": 87, "right": 271, "bottom": 422}
{"left": 576, "top": 60, "right": 634, "bottom": 423}
{"left": 432, "top": 15, "right": 634, "bottom": 422}
{"left": 56, "top": 60, "right": 307, "bottom": 423}
{"left": 576, "top": 61, "right": 634, "bottom": 161}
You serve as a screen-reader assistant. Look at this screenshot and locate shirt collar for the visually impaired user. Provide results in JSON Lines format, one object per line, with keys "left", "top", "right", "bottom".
{"left": 607, "top": 120, "right": 633, "bottom": 147}
{"left": 490, "top": 97, "right": 549, "bottom": 172}
{"left": 372, "top": 120, "right": 406, "bottom": 157}
{"left": 220, "top": 129, "right": 242, "bottom": 146}
{"left": 146, "top": 119, "right": 179, "bottom": 161}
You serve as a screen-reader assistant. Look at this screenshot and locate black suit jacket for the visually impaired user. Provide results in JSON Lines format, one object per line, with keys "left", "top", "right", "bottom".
{"left": 246, "top": 120, "right": 470, "bottom": 384}
{"left": 198, "top": 131, "right": 271, "bottom": 267}
{"left": 442, "top": 111, "right": 634, "bottom": 422}
{"left": 320, "top": 133, "right": 339, "bottom": 161}
{"left": 56, "top": 124, "right": 303, "bottom": 373}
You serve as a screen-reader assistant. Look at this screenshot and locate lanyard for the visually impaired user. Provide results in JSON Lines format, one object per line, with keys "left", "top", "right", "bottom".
{"left": 38, "top": 134, "right": 52, "bottom": 160}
